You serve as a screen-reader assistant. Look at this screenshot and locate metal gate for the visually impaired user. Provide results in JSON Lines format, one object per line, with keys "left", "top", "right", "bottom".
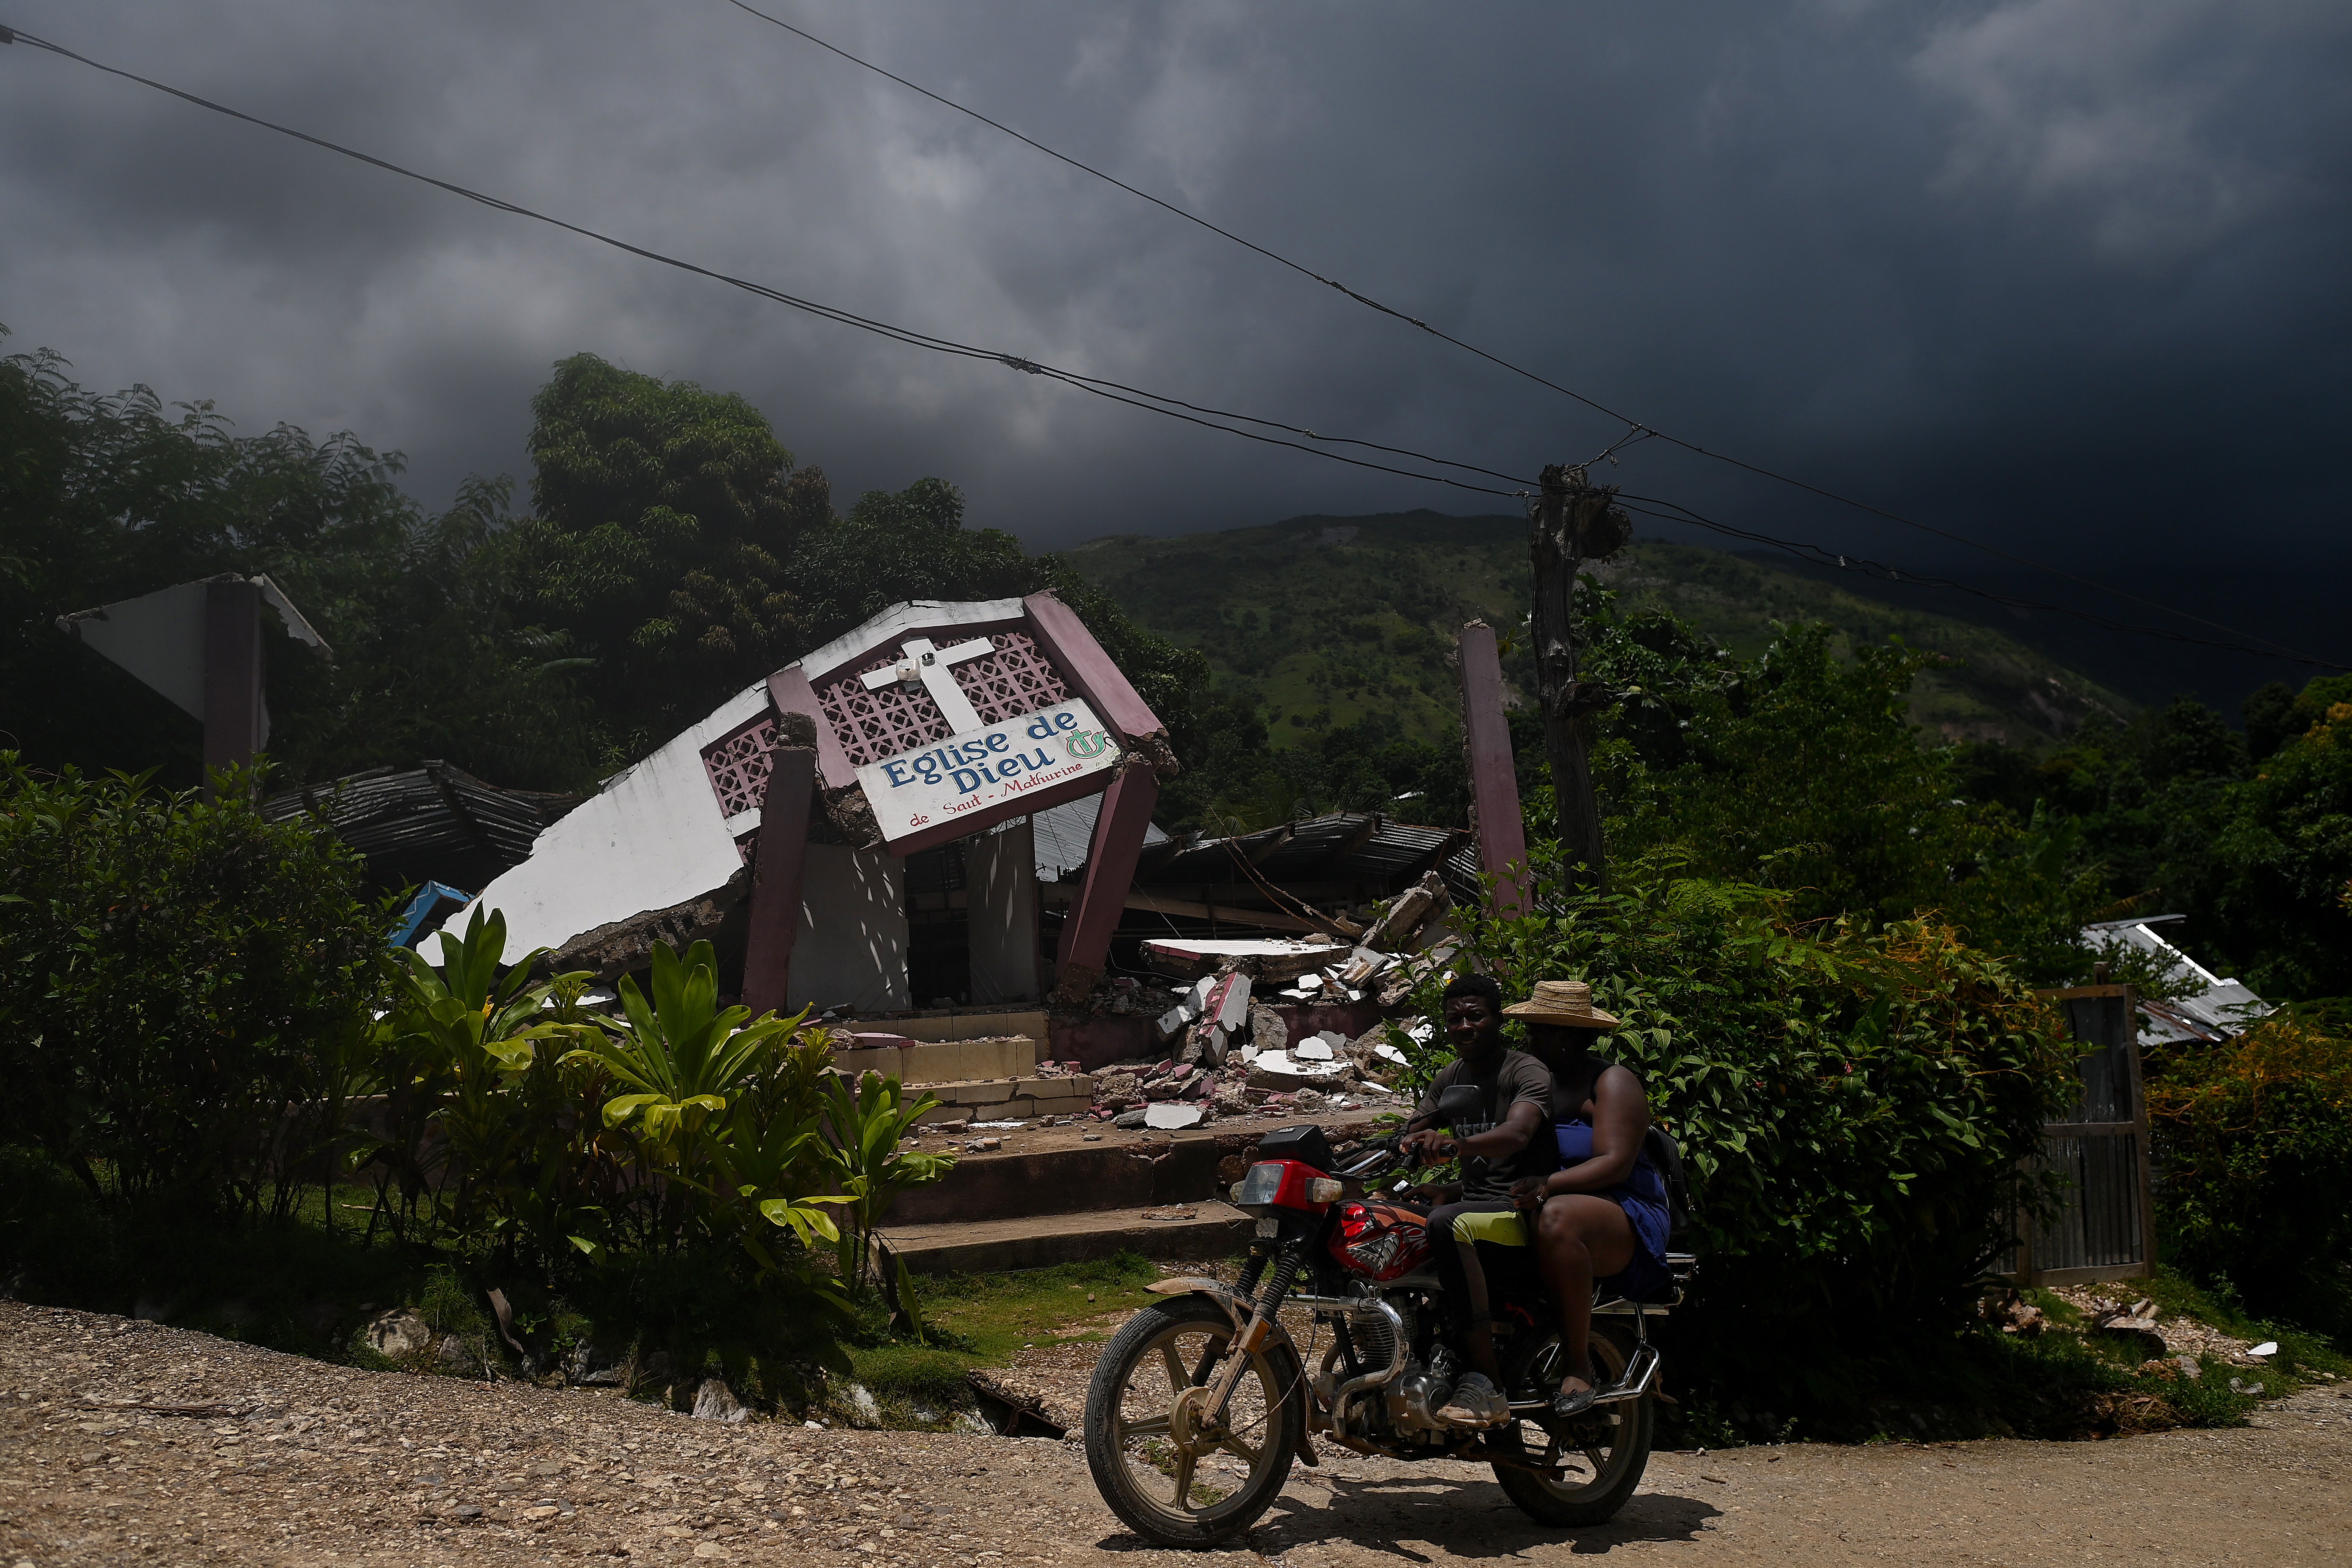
{"left": 2004, "top": 985, "right": 2159, "bottom": 1287}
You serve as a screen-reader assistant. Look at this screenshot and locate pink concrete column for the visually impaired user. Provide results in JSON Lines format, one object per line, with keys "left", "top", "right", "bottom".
{"left": 202, "top": 577, "right": 264, "bottom": 792}
{"left": 1054, "top": 764, "right": 1160, "bottom": 992}
{"left": 740, "top": 746, "right": 816, "bottom": 1017}
{"left": 1456, "top": 621, "right": 1530, "bottom": 917}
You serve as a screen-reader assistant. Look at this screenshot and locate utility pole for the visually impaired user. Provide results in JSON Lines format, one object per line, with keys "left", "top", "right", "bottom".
{"left": 1529, "top": 463, "right": 1629, "bottom": 894}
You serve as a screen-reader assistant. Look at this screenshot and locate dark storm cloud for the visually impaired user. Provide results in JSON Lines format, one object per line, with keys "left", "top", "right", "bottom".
{"left": 3, "top": 1, "right": 2347, "bottom": 678}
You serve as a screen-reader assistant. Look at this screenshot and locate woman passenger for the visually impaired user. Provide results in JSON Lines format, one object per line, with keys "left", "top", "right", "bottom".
{"left": 1505, "top": 980, "right": 1673, "bottom": 1417}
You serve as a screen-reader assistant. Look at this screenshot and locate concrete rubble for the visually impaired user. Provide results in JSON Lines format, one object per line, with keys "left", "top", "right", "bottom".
{"left": 1049, "top": 870, "right": 1465, "bottom": 1126}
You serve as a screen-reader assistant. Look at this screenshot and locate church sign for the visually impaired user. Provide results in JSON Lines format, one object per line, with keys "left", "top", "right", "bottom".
{"left": 855, "top": 696, "right": 1121, "bottom": 844}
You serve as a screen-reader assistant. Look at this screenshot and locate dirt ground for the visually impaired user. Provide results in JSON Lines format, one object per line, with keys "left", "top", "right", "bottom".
{"left": 5, "top": 1298, "right": 2349, "bottom": 1568}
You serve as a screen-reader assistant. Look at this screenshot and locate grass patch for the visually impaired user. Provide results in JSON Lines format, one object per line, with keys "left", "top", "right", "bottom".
{"left": 841, "top": 1252, "right": 1168, "bottom": 1416}
{"left": 2132, "top": 1268, "right": 2352, "bottom": 1383}
{"left": 0, "top": 1146, "right": 850, "bottom": 1413}
{"left": 915, "top": 1251, "right": 1165, "bottom": 1359}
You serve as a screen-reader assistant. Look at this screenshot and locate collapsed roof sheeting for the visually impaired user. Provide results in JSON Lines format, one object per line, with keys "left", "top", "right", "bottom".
{"left": 1031, "top": 793, "right": 1169, "bottom": 884}
{"left": 262, "top": 760, "right": 581, "bottom": 896}
{"left": 1133, "top": 813, "right": 1467, "bottom": 896}
{"left": 2082, "top": 917, "right": 2272, "bottom": 1043}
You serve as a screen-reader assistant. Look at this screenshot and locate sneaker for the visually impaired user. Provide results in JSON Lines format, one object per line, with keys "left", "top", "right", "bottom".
{"left": 1435, "top": 1371, "right": 1509, "bottom": 1429}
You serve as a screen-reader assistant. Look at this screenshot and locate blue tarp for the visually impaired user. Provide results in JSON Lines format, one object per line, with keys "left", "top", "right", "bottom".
{"left": 390, "top": 881, "right": 473, "bottom": 949}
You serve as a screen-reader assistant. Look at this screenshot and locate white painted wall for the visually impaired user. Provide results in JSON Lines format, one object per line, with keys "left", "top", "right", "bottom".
{"left": 967, "top": 817, "right": 1040, "bottom": 1004}
{"left": 460, "top": 679, "right": 770, "bottom": 955}
{"left": 787, "top": 844, "right": 909, "bottom": 1014}
{"left": 790, "top": 597, "right": 1026, "bottom": 684}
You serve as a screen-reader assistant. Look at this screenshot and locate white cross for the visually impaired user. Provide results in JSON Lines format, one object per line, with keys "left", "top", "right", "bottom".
{"left": 860, "top": 635, "right": 996, "bottom": 734}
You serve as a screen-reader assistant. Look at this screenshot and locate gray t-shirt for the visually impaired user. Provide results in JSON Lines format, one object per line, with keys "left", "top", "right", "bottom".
{"left": 1414, "top": 1048, "right": 1556, "bottom": 1201}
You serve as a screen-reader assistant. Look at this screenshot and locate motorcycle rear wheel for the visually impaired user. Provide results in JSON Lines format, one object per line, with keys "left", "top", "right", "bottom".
{"left": 1489, "top": 1319, "right": 1654, "bottom": 1526}
{"left": 1083, "top": 1296, "right": 1303, "bottom": 1547}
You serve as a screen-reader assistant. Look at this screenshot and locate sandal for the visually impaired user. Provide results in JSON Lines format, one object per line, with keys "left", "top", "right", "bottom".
{"left": 1550, "top": 1359, "right": 1600, "bottom": 1419}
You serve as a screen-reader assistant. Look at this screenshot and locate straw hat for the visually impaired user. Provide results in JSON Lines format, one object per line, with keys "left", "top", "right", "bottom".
{"left": 1502, "top": 980, "right": 1620, "bottom": 1029}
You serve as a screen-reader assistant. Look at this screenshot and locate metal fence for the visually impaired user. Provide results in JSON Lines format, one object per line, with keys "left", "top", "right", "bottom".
{"left": 2002, "top": 985, "right": 2159, "bottom": 1288}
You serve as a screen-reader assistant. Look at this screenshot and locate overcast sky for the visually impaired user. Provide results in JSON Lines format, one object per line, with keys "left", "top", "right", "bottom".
{"left": 5, "top": 2, "right": 2347, "bottom": 691}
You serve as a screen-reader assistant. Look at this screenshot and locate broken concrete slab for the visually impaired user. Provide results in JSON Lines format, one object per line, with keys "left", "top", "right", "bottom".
{"left": 1209, "top": 972, "right": 1253, "bottom": 1031}
{"left": 1138, "top": 937, "right": 1340, "bottom": 983}
{"left": 1247, "top": 1049, "right": 1347, "bottom": 1092}
{"left": 1363, "top": 871, "right": 1448, "bottom": 951}
{"left": 543, "top": 867, "right": 748, "bottom": 983}
{"left": 1144, "top": 1103, "right": 1206, "bottom": 1130}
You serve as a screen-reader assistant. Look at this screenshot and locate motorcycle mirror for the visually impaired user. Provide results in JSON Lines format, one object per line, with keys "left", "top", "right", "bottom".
{"left": 1433, "top": 1084, "right": 1484, "bottom": 1126}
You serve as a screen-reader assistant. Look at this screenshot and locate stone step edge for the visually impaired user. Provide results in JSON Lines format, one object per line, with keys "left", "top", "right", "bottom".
{"left": 879, "top": 1203, "right": 1252, "bottom": 1274}
{"left": 899, "top": 1073, "right": 1097, "bottom": 1124}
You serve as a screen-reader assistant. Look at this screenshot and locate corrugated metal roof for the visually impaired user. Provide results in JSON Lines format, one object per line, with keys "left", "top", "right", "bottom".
{"left": 1132, "top": 811, "right": 1468, "bottom": 895}
{"left": 1031, "top": 793, "right": 1170, "bottom": 883}
{"left": 2082, "top": 917, "right": 2272, "bottom": 1041}
{"left": 263, "top": 761, "right": 581, "bottom": 894}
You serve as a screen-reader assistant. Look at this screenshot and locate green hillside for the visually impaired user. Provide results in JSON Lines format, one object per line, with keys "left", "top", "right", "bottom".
{"left": 1061, "top": 509, "right": 2136, "bottom": 750}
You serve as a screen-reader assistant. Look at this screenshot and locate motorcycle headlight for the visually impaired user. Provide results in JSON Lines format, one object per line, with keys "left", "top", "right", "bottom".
{"left": 1233, "top": 1162, "right": 1286, "bottom": 1209}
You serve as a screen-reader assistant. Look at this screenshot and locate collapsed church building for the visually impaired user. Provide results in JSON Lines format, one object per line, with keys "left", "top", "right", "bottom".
{"left": 458, "top": 594, "right": 1472, "bottom": 1054}
{"left": 444, "top": 596, "right": 1481, "bottom": 1268}
{"left": 463, "top": 595, "right": 1168, "bottom": 1018}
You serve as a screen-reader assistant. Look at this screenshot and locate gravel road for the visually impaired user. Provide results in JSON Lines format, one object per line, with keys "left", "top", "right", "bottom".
{"left": 5, "top": 1300, "right": 2347, "bottom": 1567}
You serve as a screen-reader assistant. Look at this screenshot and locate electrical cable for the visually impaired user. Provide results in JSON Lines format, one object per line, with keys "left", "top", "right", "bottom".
{"left": 5, "top": 24, "right": 2338, "bottom": 672}
{"left": 1615, "top": 495, "right": 2347, "bottom": 671}
{"left": 0, "top": 26, "right": 1525, "bottom": 502}
{"left": 716, "top": 0, "right": 2326, "bottom": 667}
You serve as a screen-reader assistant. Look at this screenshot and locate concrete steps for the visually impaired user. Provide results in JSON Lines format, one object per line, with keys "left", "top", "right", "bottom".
{"left": 832, "top": 1032, "right": 1040, "bottom": 1087}
{"left": 908, "top": 1073, "right": 1096, "bottom": 1127}
{"left": 879, "top": 1203, "right": 1253, "bottom": 1274}
{"left": 879, "top": 1113, "right": 1383, "bottom": 1274}
{"left": 885, "top": 1131, "right": 1228, "bottom": 1225}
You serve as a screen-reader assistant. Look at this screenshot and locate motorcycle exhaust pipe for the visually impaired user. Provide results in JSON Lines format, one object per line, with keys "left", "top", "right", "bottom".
{"left": 1595, "top": 1343, "right": 1661, "bottom": 1405}
{"left": 1327, "top": 1298, "right": 1408, "bottom": 1437}
{"left": 1507, "top": 1342, "right": 1661, "bottom": 1414}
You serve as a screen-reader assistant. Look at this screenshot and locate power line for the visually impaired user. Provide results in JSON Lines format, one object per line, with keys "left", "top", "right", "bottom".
{"left": 0, "top": 26, "right": 1526, "bottom": 503}
{"left": 5, "top": 24, "right": 2340, "bottom": 675}
{"left": 717, "top": 0, "right": 2324, "bottom": 667}
{"left": 1615, "top": 495, "right": 2347, "bottom": 671}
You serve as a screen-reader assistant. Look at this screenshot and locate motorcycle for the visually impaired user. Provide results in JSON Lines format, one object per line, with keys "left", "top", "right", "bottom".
{"left": 1082, "top": 1086, "right": 1696, "bottom": 1547}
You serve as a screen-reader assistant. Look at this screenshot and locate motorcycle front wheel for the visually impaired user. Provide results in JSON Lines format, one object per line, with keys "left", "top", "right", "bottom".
{"left": 1082, "top": 1296, "right": 1303, "bottom": 1547}
{"left": 1488, "top": 1319, "right": 1655, "bottom": 1526}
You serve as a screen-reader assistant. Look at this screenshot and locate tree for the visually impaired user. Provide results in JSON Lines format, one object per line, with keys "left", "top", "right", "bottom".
{"left": 513, "top": 354, "right": 829, "bottom": 762}
{"left": 1587, "top": 615, "right": 2102, "bottom": 977}
{"left": 1953, "top": 676, "right": 2352, "bottom": 1000}
{"left": 2204, "top": 685, "right": 2352, "bottom": 998}
{"left": 0, "top": 332, "right": 599, "bottom": 793}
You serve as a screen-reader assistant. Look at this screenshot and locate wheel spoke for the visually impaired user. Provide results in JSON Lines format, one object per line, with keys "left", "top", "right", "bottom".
{"left": 1160, "top": 1342, "right": 1192, "bottom": 1397}
{"left": 1119, "top": 1413, "right": 1172, "bottom": 1439}
{"left": 1217, "top": 1432, "right": 1262, "bottom": 1467}
{"left": 1170, "top": 1448, "right": 1200, "bottom": 1510}
{"left": 1580, "top": 1441, "right": 1609, "bottom": 1473}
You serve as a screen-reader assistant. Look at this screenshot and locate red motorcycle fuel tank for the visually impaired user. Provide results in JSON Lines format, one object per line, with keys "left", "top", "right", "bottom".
{"left": 1328, "top": 1200, "right": 1435, "bottom": 1281}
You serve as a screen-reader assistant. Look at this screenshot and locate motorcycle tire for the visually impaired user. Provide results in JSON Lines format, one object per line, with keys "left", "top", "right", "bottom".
{"left": 1489, "top": 1319, "right": 1655, "bottom": 1527}
{"left": 1083, "top": 1296, "right": 1304, "bottom": 1547}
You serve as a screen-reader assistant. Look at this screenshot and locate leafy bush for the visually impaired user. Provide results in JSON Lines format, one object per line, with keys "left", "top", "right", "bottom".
{"left": 818, "top": 1073, "right": 952, "bottom": 1293}
{"left": 345, "top": 917, "right": 952, "bottom": 1390}
{"left": 2147, "top": 1002, "right": 2352, "bottom": 1337}
{"left": 0, "top": 758, "right": 387, "bottom": 1221}
{"left": 1414, "top": 856, "right": 2081, "bottom": 1434}
{"left": 1586, "top": 617, "right": 2106, "bottom": 981}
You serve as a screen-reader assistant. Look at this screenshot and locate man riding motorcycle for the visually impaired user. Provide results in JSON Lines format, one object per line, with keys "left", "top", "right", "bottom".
{"left": 1396, "top": 973, "right": 1558, "bottom": 1428}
